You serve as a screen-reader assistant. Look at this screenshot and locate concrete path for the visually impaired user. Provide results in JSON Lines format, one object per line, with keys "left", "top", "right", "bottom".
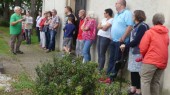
{"left": 0, "top": 34, "right": 54, "bottom": 79}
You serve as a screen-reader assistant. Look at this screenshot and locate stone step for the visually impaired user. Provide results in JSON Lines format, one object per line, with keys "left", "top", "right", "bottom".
{"left": 0, "top": 63, "right": 4, "bottom": 74}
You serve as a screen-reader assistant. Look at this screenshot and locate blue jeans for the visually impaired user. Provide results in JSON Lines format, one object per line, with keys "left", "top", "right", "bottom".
{"left": 107, "top": 41, "right": 121, "bottom": 79}
{"left": 76, "top": 39, "right": 84, "bottom": 57}
{"left": 45, "top": 32, "right": 50, "bottom": 49}
{"left": 97, "top": 36, "right": 111, "bottom": 71}
{"left": 48, "top": 30, "right": 57, "bottom": 51}
{"left": 83, "top": 40, "right": 93, "bottom": 63}
{"left": 25, "top": 29, "right": 31, "bottom": 44}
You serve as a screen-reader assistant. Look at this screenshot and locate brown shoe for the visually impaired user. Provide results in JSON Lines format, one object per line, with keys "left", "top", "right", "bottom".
{"left": 16, "top": 51, "right": 24, "bottom": 54}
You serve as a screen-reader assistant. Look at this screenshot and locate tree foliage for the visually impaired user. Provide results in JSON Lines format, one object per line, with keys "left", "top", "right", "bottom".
{"left": 0, "top": 0, "right": 42, "bottom": 22}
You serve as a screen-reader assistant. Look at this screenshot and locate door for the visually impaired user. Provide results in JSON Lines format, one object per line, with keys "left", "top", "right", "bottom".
{"left": 72, "top": 0, "right": 86, "bottom": 49}
{"left": 75, "top": 0, "right": 86, "bottom": 18}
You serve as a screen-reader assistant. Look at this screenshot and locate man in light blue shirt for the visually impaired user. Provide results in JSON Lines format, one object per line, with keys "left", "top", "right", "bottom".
{"left": 104, "top": 0, "right": 133, "bottom": 83}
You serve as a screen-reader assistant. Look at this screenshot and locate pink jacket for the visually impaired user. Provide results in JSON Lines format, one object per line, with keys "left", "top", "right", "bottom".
{"left": 82, "top": 19, "right": 97, "bottom": 40}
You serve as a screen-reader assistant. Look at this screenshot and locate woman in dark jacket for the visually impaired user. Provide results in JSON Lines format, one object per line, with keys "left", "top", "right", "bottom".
{"left": 120, "top": 10, "right": 149, "bottom": 95}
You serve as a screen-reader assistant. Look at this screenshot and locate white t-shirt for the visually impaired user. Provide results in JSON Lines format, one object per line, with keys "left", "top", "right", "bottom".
{"left": 36, "top": 16, "right": 42, "bottom": 27}
{"left": 25, "top": 16, "right": 33, "bottom": 29}
{"left": 97, "top": 18, "right": 113, "bottom": 38}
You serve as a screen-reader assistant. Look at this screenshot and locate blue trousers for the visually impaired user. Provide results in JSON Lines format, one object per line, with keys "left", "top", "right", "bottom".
{"left": 107, "top": 41, "right": 121, "bottom": 79}
{"left": 48, "top": 30, "right": 57, "bottom": 51}
{"left": 83, "top": 40, "right": 93, "bottom": 63}
{"left": 97, "top": 36, "right": 111, "bottom": 71}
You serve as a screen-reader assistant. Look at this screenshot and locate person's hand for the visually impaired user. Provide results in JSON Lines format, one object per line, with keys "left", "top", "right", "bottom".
{"left": 120, "top": 44, "right": 125, "bottom": 52}
{"left": 135, "top": 57, "right": 143, "bottom": 62}
{"left": 53, "top": 26, "right": 56, "bottom": 29}
{"left": 98, "top": 23, "right": 103, "bottom": 29}
{"left": 84, "top": 17, "right": 88, "bottom": 22}
{"left": 119, "top": 37, "right": 125, "bottom": 43}
{"left": 18, "top": 19, "right": 24, "bottom": 22}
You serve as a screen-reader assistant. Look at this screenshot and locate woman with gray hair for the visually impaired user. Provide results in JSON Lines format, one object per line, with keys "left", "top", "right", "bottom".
{"left": 139, "top": 13, "right": 169, "bottom": 95}
{"left": 81, "top": 13, "right": 97, "bottom": 63}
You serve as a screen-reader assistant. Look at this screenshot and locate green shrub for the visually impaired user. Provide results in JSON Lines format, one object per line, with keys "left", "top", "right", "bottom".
{"left": 35, "top": 55, "right": 99, "bottom": 95}
{"left": 0, "top": 20, "right": 9, "bottom": 27}
{"left": 35, "top": 55, "right": 128, "bottom": 95}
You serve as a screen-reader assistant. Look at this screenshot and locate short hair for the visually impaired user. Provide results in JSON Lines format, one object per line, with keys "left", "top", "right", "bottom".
{"left": 68, "top": 17, "right": 73, "bottom": 23}
{"left": 120, "top": 0, "right": 126, "bottom": 7}
{"left": 152, "top": 13, "right": 165, "bottom": 25}
{"left": 14, "top": 6, "right": 21, "bottom": 12}
{"left": 79, "top": 9, "right": 86, "bottom": 14}
{"left": 52, "top": 9, "right": 57, "bottom": 14}
{"left": 65, "top": 6, "right": 73, "bottom": 13}
{"left": 105, "top": 8, "right": 113, "bottom": 17}
{"left": 134, "top": 10, "right": 146, "bottom": 22}
{"left": 47, "top": 11, "right": 52, "bottom": 17}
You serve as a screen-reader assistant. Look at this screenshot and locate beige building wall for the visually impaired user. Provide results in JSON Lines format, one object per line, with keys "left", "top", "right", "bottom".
{"left": 43, "top": 0, "right": 170, "bottom": 94}
{"left": 43, "top": 0, "right": 67, "bottom": 50}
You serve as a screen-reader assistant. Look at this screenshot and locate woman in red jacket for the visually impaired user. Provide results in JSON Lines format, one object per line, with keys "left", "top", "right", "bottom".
{"left": 139, "top": 13, "right": 169, "bottom": 95}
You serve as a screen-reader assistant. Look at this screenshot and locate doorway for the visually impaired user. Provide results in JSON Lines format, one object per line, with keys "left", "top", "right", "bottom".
{"left": 75, "top": 0, "right": 86, "bottom": 18}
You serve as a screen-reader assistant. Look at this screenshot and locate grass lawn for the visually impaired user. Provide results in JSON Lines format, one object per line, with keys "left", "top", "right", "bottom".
{"left": 0, "top": 26, "right": 39, "bottom": 55}
{"left": 0, "top": 27, "right": 10, "bottom": 55}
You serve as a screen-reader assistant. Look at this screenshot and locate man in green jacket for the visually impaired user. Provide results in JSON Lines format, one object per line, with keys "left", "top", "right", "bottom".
{"left": 10, "top": 6, "right": 24, "bottom": 55}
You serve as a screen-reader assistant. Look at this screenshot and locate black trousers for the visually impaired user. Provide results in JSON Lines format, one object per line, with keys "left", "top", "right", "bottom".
{"left": 36, "top": 27, "right": 40, "bottom": 42}
{"left": 131, "top": 72, "right": 141, "bottom": 89}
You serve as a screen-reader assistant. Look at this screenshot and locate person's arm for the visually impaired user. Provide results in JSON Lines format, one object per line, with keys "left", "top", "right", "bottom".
{"left": 36, "top": 16, "right": 39, "bottom": 22}
{"left": 30, "top": 17, "right": 33, "bottom": 24}
{"left": 44, "top": 21, "right": 48, "bottom": 25}
{"left": 139, "top": 30, "right": 151, "bottom": 57}
{"left": 102, "top": 23, "right": 112, "bottom": 31}
{"left": 44, "top": 19, "right": 50, "bottom": 25}
{"left": 97, "top": 22, "right": 103, "bottom": 29}
{"left": 63, "top": 25, "right": 66, "bottom": 32}
{"left": 53, "top": 17, "right": 60, "bottom": 29}
{"left": 120, "top": 26, "right": 132, "bottom": 42}
{"left": 127, "top": 25, "right": 148, "bottom": 48}
{"left": 81, "top": 19, "right": 90, "bottom": 31}
{"left": 120, "top": 11, "right": 133, "bottom": 42}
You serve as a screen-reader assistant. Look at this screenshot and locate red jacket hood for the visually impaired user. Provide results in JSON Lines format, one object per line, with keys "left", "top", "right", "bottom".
{"left": 151, "top": 25, "right": 169, "bottom": 34}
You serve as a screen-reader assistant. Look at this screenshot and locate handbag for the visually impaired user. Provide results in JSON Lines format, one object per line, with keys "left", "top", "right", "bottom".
{"left": 43, "top": 25, "right": 49, "bottom": 32}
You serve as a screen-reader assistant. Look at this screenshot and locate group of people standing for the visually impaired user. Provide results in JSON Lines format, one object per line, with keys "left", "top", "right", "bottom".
{"left": 36, "top": 9, "right": 60, "bottom": 52}
{"left": 96, "top": 0, "right": 169, "bottom": 95}
{"left": 9, "top": 0, "right": 169, "bottom": 95}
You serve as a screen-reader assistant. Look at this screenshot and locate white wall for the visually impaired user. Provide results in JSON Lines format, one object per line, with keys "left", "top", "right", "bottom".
{"left": 43, "top": 0, "right": 67, "bottom": 50}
